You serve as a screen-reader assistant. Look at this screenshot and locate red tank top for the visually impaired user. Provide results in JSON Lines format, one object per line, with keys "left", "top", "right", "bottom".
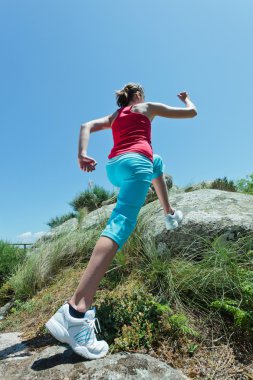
{"left": 108, "top": 105, "right": 153, "bottom": 163}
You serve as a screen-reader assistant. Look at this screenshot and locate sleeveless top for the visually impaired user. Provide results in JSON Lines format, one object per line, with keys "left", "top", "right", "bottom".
{"left": 108, "top": 105, "right": 153, "bottom": 163}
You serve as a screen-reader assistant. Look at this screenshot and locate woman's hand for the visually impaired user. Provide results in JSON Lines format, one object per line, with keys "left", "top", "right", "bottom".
{"left": 78, "top": 154, "right": 97, "bottom": 172}
{"left": 177, "top": 91, "right": 190, "bottom": 103}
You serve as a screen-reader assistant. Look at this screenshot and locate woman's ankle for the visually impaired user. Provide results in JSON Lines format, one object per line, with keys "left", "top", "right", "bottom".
{"left": 165, "top": 207, "right": 175, "bottom": 215}
{"left": 68, "top": 299, "right": 87, "bottom": 314}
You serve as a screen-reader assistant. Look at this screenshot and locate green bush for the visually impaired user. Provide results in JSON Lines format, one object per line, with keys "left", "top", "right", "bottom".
{"left": 95, "top": 279, "right": 199, "bottom": 352}
{"left": 184, "top": 181, "right": 208, "bottom": 192}
{"left": 210, "top": 298, "right": 253, "bottom": 330}
{"left": 210, "top": 268, "right": 253, "bottom": 332}
{"left": 0, "top": 241, "right": 26, "bottom": 285}
{"left": 235, "top": 173, "right": 253, "bottom": 195}
{"left": 69, "top": 185, "right": 114, "bottom": 212}
{"left": 210, "top": 176, "right": 237, "bottom": 192}
{"left": 47, "top": 212, "right": 77, "bottom": 228}
{"left": 0, "top": 281, "right": 14, "bottom": 306}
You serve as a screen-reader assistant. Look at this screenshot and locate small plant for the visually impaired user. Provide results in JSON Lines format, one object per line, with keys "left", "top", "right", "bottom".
{"left": 188, "top": 343, "right": 199, "bottom": 357}
{"left": 235, "top": 173, "right": 253, "bottom": 195}
{"left": 10, "top": 298, "right": 37, "bottom": 314}
{"left": 69, "top": 185, "right": 114, "bottom": 212}
{"left": 167, "top": 313, "right": 200, "bottom": 338}
{"left": 0, "top": 281, "right": 14, "bottom": 306}
{"left": 210, "top": 298, "right": 253, "bottom": 328}
{"left": 76, "top": 207, "right": 89, "bottom": 226}
{"left": 47, "top": 212, "right": 77, "bottom": 228}
{"left": 210, "top": 177, "right": 236, "bottom": 192}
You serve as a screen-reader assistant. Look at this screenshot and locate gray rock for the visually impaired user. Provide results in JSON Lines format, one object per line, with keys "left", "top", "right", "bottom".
{"left": 101, "top": 194, "right": 118, "bottom": 206}
{"left": 35, "top": 189, "right": 253, "bottom": 256}
{"left": 76, "top": 188, "right": 253, "bottom": 260}
{"left": 0, "top": 342, "right": 189, "bottom": 380}
{"left": 80, "top": 203, "right": 115, "bottom": 230}
{"left": 138, "top": 189, "right": 253, "bottom": 256}
{"left": 0, "top": 301, "right": 14, "bottom": 321}
{"left": 37, "top": 218, "right": 78, "bottom": 242}
{"left": 0, "top": 332, "right": 34, "bottom": 361}
{"left": 182, "top": 180, "right": 214, "bottom": 192}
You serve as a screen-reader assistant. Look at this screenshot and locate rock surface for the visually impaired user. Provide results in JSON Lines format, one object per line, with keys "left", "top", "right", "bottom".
{"left": 0, "top": 334, "right": 189, "bottom": 380}
{"left": 38, "top": 189, "right": 253, "bottom": 256}
{"left": 0, "top": 332, "right": 35, "bottom": 361}
{"left": 138, "top": 189, "right": 253, "bottom": 255}
{"left": 0, "top": 301, "right": 14, "bottom": 321}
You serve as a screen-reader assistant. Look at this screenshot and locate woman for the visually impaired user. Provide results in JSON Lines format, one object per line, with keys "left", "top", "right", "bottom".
{"left": 45, "top": 83, "right": 197, "bottom": 360}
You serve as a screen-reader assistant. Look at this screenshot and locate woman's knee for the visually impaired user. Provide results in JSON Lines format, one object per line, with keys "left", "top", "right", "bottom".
{"left": 152, "top": 154, "right": 166, "bottom": 180}
{"left": 100, "top": 212, "right": 137, "bottom": 253}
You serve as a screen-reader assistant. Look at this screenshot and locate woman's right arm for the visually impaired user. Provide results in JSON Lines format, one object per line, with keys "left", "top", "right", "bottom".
{"left": 148, "top": 92, "right": 197, "bottom": 119}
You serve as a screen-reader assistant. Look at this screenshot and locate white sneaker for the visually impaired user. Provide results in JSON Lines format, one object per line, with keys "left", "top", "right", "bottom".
{"left": 45, "top": 302, "right": 109, "bottom": 360}
{"left": 165, "top": 209, "right": 183, "bottom": 230}
{"left": 174, "top": 210, "right": 184, "bottom": 225}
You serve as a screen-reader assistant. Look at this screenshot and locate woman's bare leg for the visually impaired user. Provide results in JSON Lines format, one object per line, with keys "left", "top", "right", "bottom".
{"left": 152, "top": 174, "right": 174, "bottom": 215}
{"left": 68, "top": 236, "right": 119, "bottom": 313}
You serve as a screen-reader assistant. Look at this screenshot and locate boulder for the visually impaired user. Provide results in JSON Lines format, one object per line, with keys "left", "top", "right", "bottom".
{"left": 35, "top": 189, "right": 253, "bottom": 257}
{"left": 36, "top": 218, "right": 78, "bottom": 243}
{"left": 0, "top": 339, "right": 189, "bottom": 379}
{"left": 138, "top": 189, "right": 253, "bottom": 256}
{"left": 0, "top": 301, "right": 14, "bottom": 321}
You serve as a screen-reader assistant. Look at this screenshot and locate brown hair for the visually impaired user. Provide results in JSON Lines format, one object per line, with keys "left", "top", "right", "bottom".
{"left": 115, "top": 83, "right": 145, "bottom": 108}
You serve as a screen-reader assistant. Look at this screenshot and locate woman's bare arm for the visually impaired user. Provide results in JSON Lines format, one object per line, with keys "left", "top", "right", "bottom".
{"left": 148, "top": 92, "right": 197, "bottom": 119}
{"left": 78, "top": 113, "right": 116, "bottom": 157}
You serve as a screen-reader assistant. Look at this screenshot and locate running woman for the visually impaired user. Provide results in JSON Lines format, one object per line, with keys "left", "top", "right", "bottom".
{"left": 45, "top": 83, "right": 197, "bottom": 360}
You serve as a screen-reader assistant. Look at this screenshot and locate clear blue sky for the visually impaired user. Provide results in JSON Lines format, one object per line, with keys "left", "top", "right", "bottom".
{"left": 1, "top": 0, "right": 252, "bottom": 243}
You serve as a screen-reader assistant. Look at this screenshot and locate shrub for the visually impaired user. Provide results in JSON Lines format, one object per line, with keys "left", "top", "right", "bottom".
{"left": 235, "top": 173, "right": 253, "bottom": 195}
{"left": 69, "top": 185, "right": 114, "bottom": 212}
{"left": 95, "top": 278, "right": 199, "bottom": 352}
{"left": 184, "top": 181, "right": 208, "bottom": 192}
{"left": 210, "top": 298, "right": 253, "bottom": 330}
{"left": 47, "top": 212, "right": 77, "bottom": 228}
{"left": 0, "top": 241, "right": 26, "bottom": 285}
{"left": 210, "top": 177, "right": 237, "bottom": 192}
{"left": 0, "top": 281, "right": 14, "bottom": 306}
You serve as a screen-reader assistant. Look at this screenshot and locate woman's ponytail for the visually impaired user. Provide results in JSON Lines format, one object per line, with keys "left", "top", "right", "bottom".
{"left": 115, "top": 83, "right": 145, "bottom": 108}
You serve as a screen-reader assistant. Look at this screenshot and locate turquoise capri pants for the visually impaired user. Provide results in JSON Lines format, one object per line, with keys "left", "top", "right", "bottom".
{"left": 100, "top": 152, "right": 166, "bottom": 252}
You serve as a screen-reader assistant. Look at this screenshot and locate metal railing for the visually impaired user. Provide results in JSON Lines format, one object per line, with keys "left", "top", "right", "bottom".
{"left": 7, "top": 243, "right": 33, "bottom": 252}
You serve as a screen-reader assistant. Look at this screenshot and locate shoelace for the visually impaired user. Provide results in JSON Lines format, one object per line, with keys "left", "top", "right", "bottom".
{"left": 74, "top": 317, "right": 101, "bottom": 345}
{"left": 85, "top": 316, "right": 101, "bottom": 334}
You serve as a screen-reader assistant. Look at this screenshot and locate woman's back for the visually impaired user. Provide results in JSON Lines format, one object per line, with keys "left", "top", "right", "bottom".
{"left": 108, "top": 104, "right": 154, "bottom": 163}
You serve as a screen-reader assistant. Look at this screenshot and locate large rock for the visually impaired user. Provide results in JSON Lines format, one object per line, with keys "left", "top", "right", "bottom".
{"left": 36, "top": 189, "right": 253, "bottom": 256}
{"left": 138, "top": 189, "right": 253, "bottom": 256}
{"left": 36, "top": 218, "right": 78, "bottom": 243}
{"left": 0, "top": 339, "right": 189, "bottom": 379}
{"left": 0, "top": 301, "right": 14, "bottom": 321}
{"left": 0, "top": 332, "right": 35, "bottom": 362}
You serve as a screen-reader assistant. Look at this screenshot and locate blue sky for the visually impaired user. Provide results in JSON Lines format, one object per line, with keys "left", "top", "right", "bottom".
{"left": 0, "top": 0, "right": 252, "bottom": 243}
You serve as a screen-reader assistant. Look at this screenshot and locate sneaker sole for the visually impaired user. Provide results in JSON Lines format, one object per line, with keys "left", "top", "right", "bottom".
{"left": 45, "top": 318, "right": 108, "bottom": 360}
{"left": 165, "top": 225, "right": 178, "bottom": 230}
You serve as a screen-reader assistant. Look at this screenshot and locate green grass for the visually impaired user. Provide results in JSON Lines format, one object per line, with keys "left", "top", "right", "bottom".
{"left": 0, "top": 240, "right": 26, "bottom": 286}
{"left": 3, "top": 219, "right": 107, "bottom": 302}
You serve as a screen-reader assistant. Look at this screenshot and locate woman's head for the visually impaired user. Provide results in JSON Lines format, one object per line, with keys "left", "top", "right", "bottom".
{"left": 115, "top": 83, "right": 145, "bottom": 108}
